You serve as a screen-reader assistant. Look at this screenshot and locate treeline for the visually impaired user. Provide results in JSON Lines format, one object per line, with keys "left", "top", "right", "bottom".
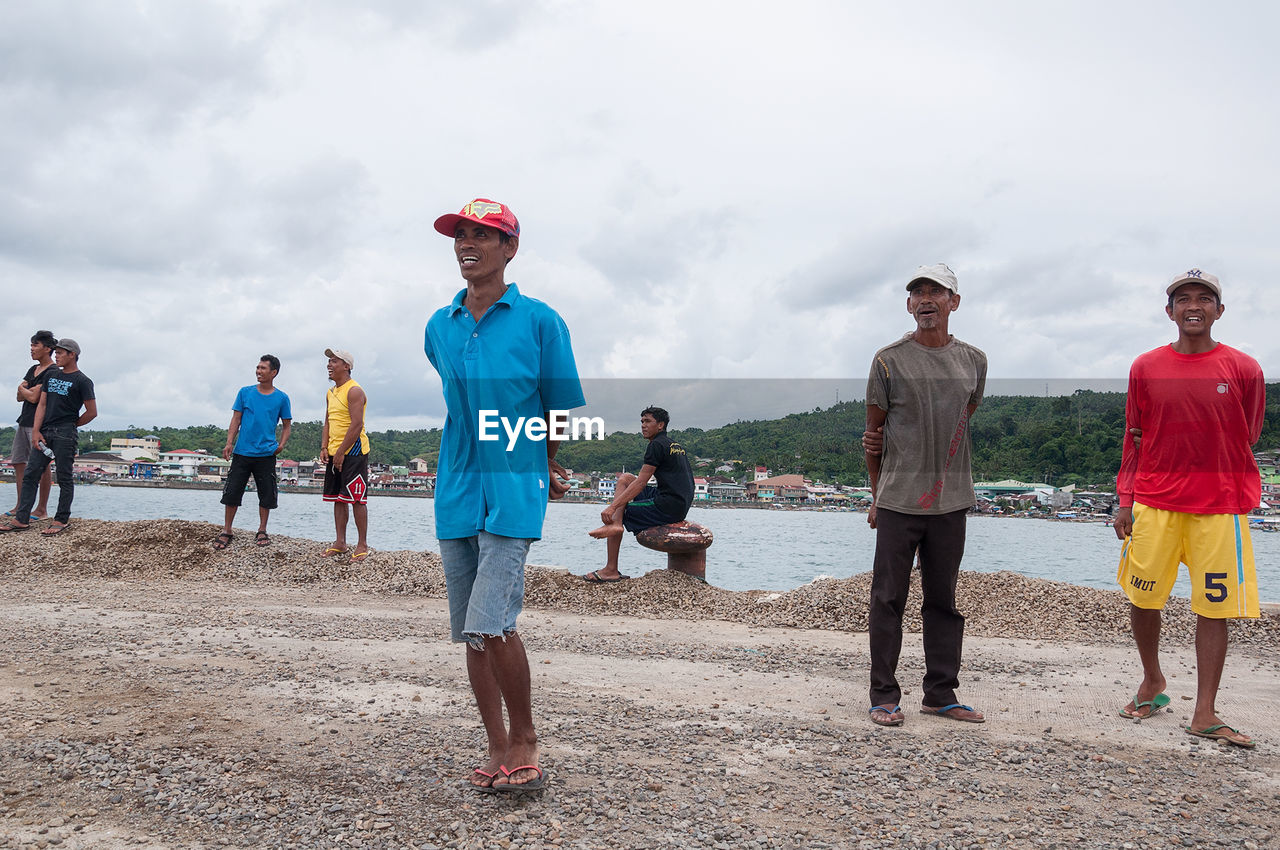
{"left": 17, "top": 384, "right": 1279, "bottom": 488}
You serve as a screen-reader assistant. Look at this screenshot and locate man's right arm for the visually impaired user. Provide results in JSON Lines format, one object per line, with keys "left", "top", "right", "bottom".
{"left": 223, "top": 410, "right": 243, "bottom": 461}
{"left": 1113, "top": 367, "right": 1142, "bottom": 540}
{"left": 865, "top": 404, "right": 888, "bottom": 529}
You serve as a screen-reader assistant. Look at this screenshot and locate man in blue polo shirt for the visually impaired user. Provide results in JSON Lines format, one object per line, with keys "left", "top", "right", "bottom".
{"left": 424, "top": 198, "right": 585, "bottom": 794}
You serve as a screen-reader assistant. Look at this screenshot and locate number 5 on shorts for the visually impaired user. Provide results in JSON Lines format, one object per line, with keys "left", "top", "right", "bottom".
{"left": 1204, "top": 572, "right": 1228, "bottom": 603}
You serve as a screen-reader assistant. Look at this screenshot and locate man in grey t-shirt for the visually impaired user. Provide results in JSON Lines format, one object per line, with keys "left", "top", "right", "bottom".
{"left": 862, "top": 263, "right": 987, "bottom": 727}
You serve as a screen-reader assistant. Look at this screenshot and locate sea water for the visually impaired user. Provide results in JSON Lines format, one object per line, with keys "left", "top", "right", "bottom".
{"left": 40, "top": 485, "right": 1280, "bottom": 601}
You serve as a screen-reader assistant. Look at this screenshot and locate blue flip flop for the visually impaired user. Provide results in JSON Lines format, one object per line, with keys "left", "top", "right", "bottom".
{"left": 869, "top": 705, "right": 904, "bottom": 726}
{"left": 1119, "top": 692, "right": 1170, "bottom": 719}
{"left": 920, "top": 703, "right": 986, "bottom": 723}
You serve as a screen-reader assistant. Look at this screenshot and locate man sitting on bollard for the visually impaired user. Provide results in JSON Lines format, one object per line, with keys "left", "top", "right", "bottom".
{"left": 585, "top": 406, "right": 694, "bottom": 582}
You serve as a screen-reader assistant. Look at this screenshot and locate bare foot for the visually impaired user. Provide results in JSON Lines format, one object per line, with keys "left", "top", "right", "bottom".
{"left": 470, "top": 752, "right": 504, "bottom": 790}
{"left": 921, "top": 704, "right": 985, "bottom": 723}
{"left": 587, "top": 524, "right": 623, "bottom": 539}
{"left": 493, "top": 741, "right": 541, "bottom": 790}
{"left": 869, "top": 704, "right": 904, "bottom": 726}
{"left": 1121, "top": 675, "right": 1168, "bottom": 719}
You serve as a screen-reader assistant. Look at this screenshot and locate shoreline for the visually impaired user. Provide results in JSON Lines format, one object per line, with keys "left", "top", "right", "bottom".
{"left": 0, "top": 518, "right": 1276, "bottom": 849}
{"left": 11, "top": 476, "right": 1189, "bottom": 525}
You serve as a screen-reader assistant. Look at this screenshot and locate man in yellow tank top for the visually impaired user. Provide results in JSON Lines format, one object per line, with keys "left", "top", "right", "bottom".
{"left": 320, "top": 348, "right": 370, "bottom": 560}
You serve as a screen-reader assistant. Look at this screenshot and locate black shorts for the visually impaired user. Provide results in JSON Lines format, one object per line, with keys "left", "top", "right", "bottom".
{"left": 221, "top": 454, "right": 279, "bottom": 509}
{"left": 323, "top": 451, "right": 369, "bottom": 505}
{"left": 622, "top": 485, "right": 682, "bottom": 533}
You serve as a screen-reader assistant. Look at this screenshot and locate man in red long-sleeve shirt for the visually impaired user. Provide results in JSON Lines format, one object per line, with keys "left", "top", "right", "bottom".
{"left": 1114, "top": 269, "right": 1263, "bottom": 749}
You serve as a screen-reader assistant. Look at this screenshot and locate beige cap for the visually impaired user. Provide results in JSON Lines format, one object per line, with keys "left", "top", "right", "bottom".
{"left": 324, "top": 348, "right": 354, "bottom": 369}
{"left": 906, "top": 263, "right": 959, "bottom": 294}
{"left": 1166, "top": 268, "right": 1221, "bottom": 298}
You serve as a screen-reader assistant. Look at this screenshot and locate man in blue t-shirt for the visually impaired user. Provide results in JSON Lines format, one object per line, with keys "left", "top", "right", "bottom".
{"left": 212, "top": 355, "right": 292, "bottom": 550}
{"left": 424, "top": 198, "right": 585, "bottom": 794}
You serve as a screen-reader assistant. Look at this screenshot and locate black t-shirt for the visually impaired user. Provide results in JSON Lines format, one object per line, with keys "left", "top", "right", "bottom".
{"left": 642, "top": 431, "right": 694, "bottom": 519}
{"left": 17, "top": 363, "right": 55, "bottom": 427}
{"left": 41, "top": 369, "right": 95, "bottom": 429}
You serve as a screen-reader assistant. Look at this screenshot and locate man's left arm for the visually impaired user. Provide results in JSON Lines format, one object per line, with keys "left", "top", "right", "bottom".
{"left": 1244, "top": 365, "right": 1265, "bottom": 446}
{"left": 77, "top": 399, "right": 97, "bottom": 428}
{"left": 546, "top": 412, "right": 570, "bottom": 499}
{"left": 538, "top": 319, "right": 586, "bottom": 501}
{"left": 333, "top": 387, "right": 366, "bottom": 471}
{"left": 276, "top": 420, "right": 292, "bottom": 456}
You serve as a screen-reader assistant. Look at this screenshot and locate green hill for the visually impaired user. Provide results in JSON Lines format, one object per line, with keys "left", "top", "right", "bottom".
{"left": 9, "top": 383, "right": 1277, "bottom": 488}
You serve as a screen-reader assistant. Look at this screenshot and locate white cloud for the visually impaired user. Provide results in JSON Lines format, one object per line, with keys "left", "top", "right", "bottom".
{"left": 2, "top": 0, "right": 1278, "bottom": 435}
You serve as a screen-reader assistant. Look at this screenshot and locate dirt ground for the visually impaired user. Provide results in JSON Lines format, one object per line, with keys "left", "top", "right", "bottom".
{"left": 2, "top": 575, "right": 1278, "bottom": 849}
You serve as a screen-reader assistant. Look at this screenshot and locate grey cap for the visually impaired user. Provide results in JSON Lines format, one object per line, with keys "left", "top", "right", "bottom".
{"left": 54, "top": 338, "right": 81, "bottom": 357}
{"left": 906, "top": 263, "right": 959, "bottom": 294}
{"left": 1166, "top": 268, "right": 1221, "bottom": 298}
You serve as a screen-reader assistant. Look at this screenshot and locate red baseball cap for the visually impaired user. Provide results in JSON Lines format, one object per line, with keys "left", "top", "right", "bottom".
{"left": 433, "top": 199, "right": 520, "bottom": 239}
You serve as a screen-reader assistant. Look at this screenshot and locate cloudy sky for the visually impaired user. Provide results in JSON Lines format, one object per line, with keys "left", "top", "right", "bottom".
{"left": 3, "top": 1, "right": 1277, "bottom": 434}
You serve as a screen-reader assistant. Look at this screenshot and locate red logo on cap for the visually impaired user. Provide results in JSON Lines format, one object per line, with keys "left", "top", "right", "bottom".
{"left": 465, "top": 201, "right": 504, "bottom": 219}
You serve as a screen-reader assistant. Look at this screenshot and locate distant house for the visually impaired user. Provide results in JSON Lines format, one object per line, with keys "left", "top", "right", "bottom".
{"left": 408, "top": 470, "right": 436, "bottom": 490}
{"left": 745, "top": 474, "right": 807, "bottom": 502}
{"left": 75, "top": 451, "right": 133, "bottom": 478}
{"left": 753, "top": 466, "right": 770, "bottom": 482}
{"left": 594, "top": 476, "right": 617, "bottom": 498}
{"left": 111, "top": 435, "right": 161, "bottom": 455}
{"left": 276, "top": 458, "right": 300, "bottom": 484}
{"left": 159, "top": 449, "right": 217, "bottom": 479}
{"left": 409, "top": 457, "right": 433, "bottom": 473}
{"left": 195, "top": 459, "right": 231, "bottom": 483}
{"left": 708, "top": 481, "right": 746, "bottom": 502}
{"left": 693, "top": 477, "right": 709, "bottom": 500}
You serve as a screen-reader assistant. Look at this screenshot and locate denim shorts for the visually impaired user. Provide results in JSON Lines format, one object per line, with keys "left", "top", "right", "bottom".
{"left": 439, "top": 531, "right": 533, "bottom": 650}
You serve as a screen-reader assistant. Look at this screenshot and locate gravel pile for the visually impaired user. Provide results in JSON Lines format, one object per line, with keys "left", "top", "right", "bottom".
{"left": 0, "top": 519, "right": 1276, "bottom": 849}
{"left": 3, "top": 519, "right": 1276, "bottom": 650}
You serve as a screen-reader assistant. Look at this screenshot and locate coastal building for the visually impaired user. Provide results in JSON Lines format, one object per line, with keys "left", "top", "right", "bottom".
{"left": 276, "top": 458, "right": 300, "bottom": 484}
{"left": 110, "top": 435, "right": 161, "bottom": 455}
{"left": 408, "top": 470, "right": 435, "bottom": 491}
{"left": 753, "top": 466, "right": 770, "bottom": 482}
{"left": 707, "top": 481, "right": 747, "bottom": 502}
{"left": 74, "top": 451, "right": 134, "bottom": 478}
{"left": 409, "top": 457, "right": 433, "bottom": 473}
{"left": 693, "top": 477, "right": 709, "bottom": 500}
{"left": 594, "top": 476, "right": 617, "bottom": 498}
{"left": 159, "top": 449, "right": 224, "bottom": 479}
{"left": 195, "top": 458, "right": 230, "bottom": 483}
{"left": 745, "top": 474, "right": 807, "bottom": 502}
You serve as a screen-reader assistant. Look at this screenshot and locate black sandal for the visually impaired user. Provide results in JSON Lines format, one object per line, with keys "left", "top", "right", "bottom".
{"left": 211, "top": 532, "right": 233, "bottom": 550}
{"left": 254, "top": 531, "right": 271, "bottom": 547}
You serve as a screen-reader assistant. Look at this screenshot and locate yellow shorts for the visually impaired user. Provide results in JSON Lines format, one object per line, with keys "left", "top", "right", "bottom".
{"left": 1117, "top": 502, "right": 1259, "bottom": 619}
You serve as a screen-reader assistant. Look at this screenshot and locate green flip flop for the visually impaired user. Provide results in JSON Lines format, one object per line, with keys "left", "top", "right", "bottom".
{"left": 1119, "top": 692, "right": 1171, "bottom": 719}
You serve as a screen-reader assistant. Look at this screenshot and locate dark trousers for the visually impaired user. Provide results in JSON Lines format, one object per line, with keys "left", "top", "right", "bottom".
{"left": 17, "top": 425, "right": 77, "bottom": 525}
{"left": 868, "top": 507, "right": 968, "bottom": 708}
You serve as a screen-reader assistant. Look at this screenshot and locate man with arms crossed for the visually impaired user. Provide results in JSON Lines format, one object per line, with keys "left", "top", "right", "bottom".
{"left": 863, "top": 264, "right": 986, "bottom": 727}
{"left": 212, "top": 354, "right": 292, "bottom": 550}
{"left": 424, "top": 199, "right": 584, "bottom": 792}
{"left": 1114, "top": 269, "right": 1262, "bottom": 749}
{"left": 1, "top": 338, "right": 97, "bottom": 535}
{"left": 321, "top": 348, "right": 370, "bottom": 561}
{"left": 6, "top": 330, "right": 57, "bottom": 521}
{"left": 585, "top": 406, "right": 694, "bottom": 582}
